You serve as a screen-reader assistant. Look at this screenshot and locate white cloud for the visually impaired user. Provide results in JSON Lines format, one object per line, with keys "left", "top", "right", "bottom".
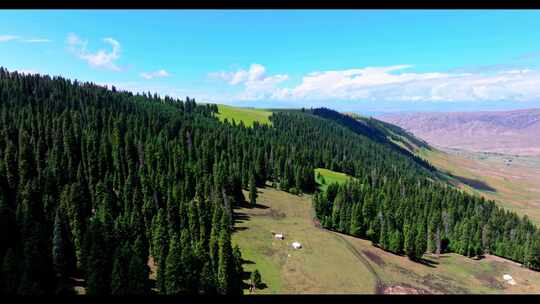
{"left": 22, "top": 38, "right": 52, "bottom": 43}
{"left": 140, "top": 69, "right": 170, "bottom": 80}
{"left": 0, "top": 35, "right": 19, "bottom": 42}
{"left": 209, "top": 63, "right": 289, "bottom": 100}
{"left": 66, "top": 33, "right": 122, "bottom": 72}
{"left": 210, "top": 63, "right": 279, "bottom": 85}
{"left": 210, "top": 63, "right": 540, "bottom": 103}
{"left": 0, "top": 35, "right": 51, "bottom": 43}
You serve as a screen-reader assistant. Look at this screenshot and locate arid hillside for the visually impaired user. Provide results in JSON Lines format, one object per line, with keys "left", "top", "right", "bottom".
{"left": 378, "top": 108, "right": 540, "bottom": 156}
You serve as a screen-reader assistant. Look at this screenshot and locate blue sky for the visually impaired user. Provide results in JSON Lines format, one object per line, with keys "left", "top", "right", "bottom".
{"left": 3, "top": 10, "right": 540, "bottom": 113}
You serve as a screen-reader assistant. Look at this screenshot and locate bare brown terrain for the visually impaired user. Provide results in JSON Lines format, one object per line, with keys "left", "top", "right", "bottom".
{"left": 378, "top": 108, "right": 540, "bottom": 156}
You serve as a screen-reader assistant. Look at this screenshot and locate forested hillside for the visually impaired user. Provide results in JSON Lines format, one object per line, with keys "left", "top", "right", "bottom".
{"left": 0, "top": 68, "right": 539, "bottom": 295}
{"left": 0, "top": 69, "right": 436, "bottom": 295}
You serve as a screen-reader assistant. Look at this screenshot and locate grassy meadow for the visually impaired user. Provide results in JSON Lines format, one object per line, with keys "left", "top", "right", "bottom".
{"left": 232, "top": 186, "right": 540, "bottom": 294}
{"left": 216, "top": 104, "right": 272, "bottom": 127}
{"left": 314, "top": 168, "right": 353, "bottom": 191}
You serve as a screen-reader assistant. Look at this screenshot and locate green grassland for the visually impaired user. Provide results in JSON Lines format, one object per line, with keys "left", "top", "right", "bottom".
{"left": 233, "top": 186, "right": 540, "bottom": 294}
{"left": 314, "top": 168, "right": 353, "bottom": 191}
{"left": 216, "top": 104, "right": 272, "bottom": 127}
{"left": 232, "top": 186, "right": 377, "bottom": 294}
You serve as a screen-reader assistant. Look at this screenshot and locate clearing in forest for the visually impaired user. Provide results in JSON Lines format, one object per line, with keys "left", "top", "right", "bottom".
{"left": 216, "top": 104, "right": 273, "bottom": 127}
{"left": 232, "top": 186, "right": 377, "bottom": 294}
{"left": 233, "top": 186, "right": 540, "bottom": 294}
{"left": 314, "top": 168, "right": 353, "bottom": 191}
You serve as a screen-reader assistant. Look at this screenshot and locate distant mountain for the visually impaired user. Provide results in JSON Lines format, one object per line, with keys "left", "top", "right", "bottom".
{"left": 377, "top": 108, "right": 540, "bottom": 156}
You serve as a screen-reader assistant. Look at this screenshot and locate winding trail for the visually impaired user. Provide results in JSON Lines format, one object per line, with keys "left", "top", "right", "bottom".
{"left": 329, "top": 232, "right": 384, "bottom": 294}
{"left": 314, "top": 223, "right": 384, "bottom": 294}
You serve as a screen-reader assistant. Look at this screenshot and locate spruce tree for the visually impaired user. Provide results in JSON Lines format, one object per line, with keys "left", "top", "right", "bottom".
{"left": 52, "top": 209, "right": 70, "bottom": 286}
{"left": 414, "top": 224, "right": 427, "bottom": 260}
{"left": 404, "top": 224, "right": 416, "bottom": 260}
{"left": 249, "top": 172, "right": 257, "bottom": 207}
{"left": 110, "top": 243, "right": 130, "bottom": 295}
{"left": 216, "top": 228, "right": 232, "bottom": 295}
{"left": 164, "top": 234, "right": 183, "bottom": 295}
{"left": 250, "top": 269, "right": 262, "bottom": 291}
{"left": 128, "top": 253, "right": 151, "bottom": 295}
{"left": 198, "top": 261, "right": 215, "bottom": 295}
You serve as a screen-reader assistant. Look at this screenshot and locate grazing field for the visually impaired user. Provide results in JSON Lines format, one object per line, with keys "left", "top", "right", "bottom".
{"left": 233, "top": 186, "right": 540, "bottom": 294}
{"left": 419, "top": 147, "right": 540, "bottom": 225}
{"left": 216, "top": 104, "right": 273, "bottom": 127}
{"left": 314, "top": 168, "right": 353, "bottom": 191}
{"left": 232, "top": 186, "right": 377, "bottom": 294}
{"left": 342, "top": 235, "right": 540, "bottom": 294}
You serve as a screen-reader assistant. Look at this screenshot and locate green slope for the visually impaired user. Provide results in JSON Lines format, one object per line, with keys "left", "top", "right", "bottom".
{"left": 216, "top": 104, "right": 272, "bottom": 127}
{"left": 315, "top": 168, "right": 353, "bottom": 191}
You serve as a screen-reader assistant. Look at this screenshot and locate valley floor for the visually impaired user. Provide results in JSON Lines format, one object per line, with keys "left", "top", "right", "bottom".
{"left": 233, "top": 186, "right": 540, "bottom": 294}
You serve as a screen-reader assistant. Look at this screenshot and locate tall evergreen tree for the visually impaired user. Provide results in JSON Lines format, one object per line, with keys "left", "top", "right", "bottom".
{"left": 249, "top": 172, "right": 257, "bottom": 207}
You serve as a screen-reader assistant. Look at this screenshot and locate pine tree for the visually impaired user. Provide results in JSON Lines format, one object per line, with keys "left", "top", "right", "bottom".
{"left": 52, "top": 209, "right": 69, "bottom": 280}
{"left": 216, "top": 228, "right": 232, "bottom": 295}
{"left": 414, "top": 224, "right": 427, "bottom": 260}
{"left": 389, "top": 230, "right": 402, "bottom": 253}
{"left": 85, "top": 219, "right": 111, "bottom": 295}
{"left": 164, "top": 234, "right": 183, "bottom": 295}
{"left": 404, "top": 224, "right": 416, "bottom": 260}
{"left": 198, "top": 261, "right": 215, "bottom": 295}
{"left": 128, "top": 253, "right": 151, "bottom": 295}
{"left": 3, "top": 140, "right": 18, "bottom": 190}
{"left": 231, "top": 245, "right": 244, "bottom": 295}
{"left": 250, "top": 269, "right": 262, "bottom": 291}
{"left": 526, "top": 236, "right": 540, "bottom": 270}
{"left": 249, "top": 172, "right": 257, "bottom": 207}
{"left": 111, "top": 243, "right": 130, "bottom": 295}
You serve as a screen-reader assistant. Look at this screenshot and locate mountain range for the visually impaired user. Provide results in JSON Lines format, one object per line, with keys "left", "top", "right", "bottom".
{"left": 378, "top": 108, "right": 540, "bottom": 156}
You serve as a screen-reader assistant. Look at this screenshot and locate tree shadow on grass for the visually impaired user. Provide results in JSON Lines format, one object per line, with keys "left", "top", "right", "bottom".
{"left": 231, "top": 211, "right": 250, "bottom": 233}
{"left": 417, "top": 257, "right": 439, "bottom": 268}
{"left": 236, "top": 199, "right": 270, "bottom": 210}
{"left": 253, "top": 203, "right": 270, "bottom": 209}
{"left": 232, "top": 226, "right": 249, "bottom": 233}
{"left": 450, "top": 174, "right": 497, "bottom": 192}
{"left": 233, "top": 211, "right": 250, "bottom": 223}
{"left": 240, "top": 259, "right": 270, "bottom": 292}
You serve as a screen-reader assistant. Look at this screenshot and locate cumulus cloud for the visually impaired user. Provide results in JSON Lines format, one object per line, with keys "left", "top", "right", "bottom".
{"left": 140, "top": 69, "right": 170, "bottom": 80}
{"left": 209, "top": 63, "right": 289, "bottom": 100}
{"left": 211, "top": 63, "right": 540, "bottom": 103}
{"left": 67, "top": 33, "right": 122, "bottom": 72}
{"left": 209, "top": 63, "right": 270, "bottom": 85}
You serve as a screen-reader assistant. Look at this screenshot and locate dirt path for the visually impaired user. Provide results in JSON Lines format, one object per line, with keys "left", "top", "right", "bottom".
{"left": 311, "top": 213, "right": 383, "bottom": 293}
{"left": 328, "top": 232, "right": 384, "bottom": 294}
